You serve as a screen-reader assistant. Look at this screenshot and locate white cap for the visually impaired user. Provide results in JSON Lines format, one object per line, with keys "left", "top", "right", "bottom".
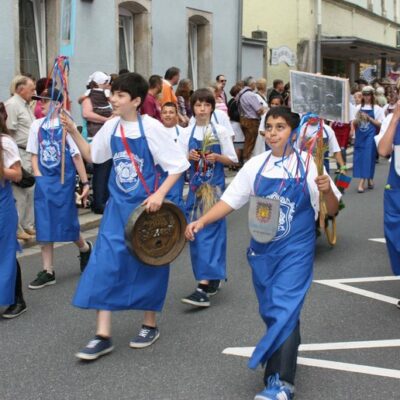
{"left": 87, "top": 71, "right": 111, "bottom": 85}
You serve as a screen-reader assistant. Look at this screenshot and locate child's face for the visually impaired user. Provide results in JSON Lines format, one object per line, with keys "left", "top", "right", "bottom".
{"left": 264, "top": 116, "right": 292, "bottom": 156}
{"left": 270, "top": 98, "right": 282, "bottom": 108}
{"left": 40, "top": 99, "right": 61, "bottom": 116}
{"left": 110, "top": 90, "right": 140, "bottom": 117}
{"left": 193, "top": 100, "right": 213, "bottom": 123}
{"left": 161, "top": 106, "right": 178, "bottom": 128}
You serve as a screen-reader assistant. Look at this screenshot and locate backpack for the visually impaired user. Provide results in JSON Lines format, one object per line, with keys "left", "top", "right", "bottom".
{"left": 228, "top": 98, "right": 240, "bottom": 122}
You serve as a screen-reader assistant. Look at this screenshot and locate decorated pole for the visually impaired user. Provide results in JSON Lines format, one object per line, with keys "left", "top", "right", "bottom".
{"left": 49, "top": 56, "right": 71, "bottom": 184}
{"left": 300, "top": 115, "right": 337, "bottom": 246}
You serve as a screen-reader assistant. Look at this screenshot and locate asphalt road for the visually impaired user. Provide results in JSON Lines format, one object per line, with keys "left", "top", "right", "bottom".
{"left": 1, "top": 159, "right": 399, "bottom": 400}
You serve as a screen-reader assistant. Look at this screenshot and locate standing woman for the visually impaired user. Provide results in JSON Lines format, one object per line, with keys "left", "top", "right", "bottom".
{"left": 352, "top": 86, "right": 384, "bottom": 193}
{"left": 0, "top": 103, "right": 27, "bottom": 319}
{"left": 377, "top": 101, "right": 400, "bottom": 304}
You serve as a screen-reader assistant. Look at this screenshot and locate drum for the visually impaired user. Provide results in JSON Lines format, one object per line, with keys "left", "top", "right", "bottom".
{"left": 124, "top": 201, "right": 187, "bottom": 266}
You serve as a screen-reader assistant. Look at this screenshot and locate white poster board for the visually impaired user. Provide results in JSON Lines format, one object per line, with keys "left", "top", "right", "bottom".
{"left": 290, "top": 71, "right": 350, "bottom": 123}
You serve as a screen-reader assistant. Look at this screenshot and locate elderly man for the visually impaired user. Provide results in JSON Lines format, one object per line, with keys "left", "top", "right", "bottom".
{"left": 5, "top": 75, "right": 36, "bottom": 240}
{"left": 237, "top": 76, "right": 267, "bottom": 160}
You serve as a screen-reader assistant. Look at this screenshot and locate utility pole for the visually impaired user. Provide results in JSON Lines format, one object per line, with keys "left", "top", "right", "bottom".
{"left": 316, "top": 0, "right": 322, "bottom": 73}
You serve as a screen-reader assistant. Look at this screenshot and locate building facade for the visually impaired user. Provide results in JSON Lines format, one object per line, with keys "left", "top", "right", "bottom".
{"left": 243, "top": 0, "right": 400, "bottom": 84}
{"left": 0, "top": 0, "right": 241, "bottom": 119}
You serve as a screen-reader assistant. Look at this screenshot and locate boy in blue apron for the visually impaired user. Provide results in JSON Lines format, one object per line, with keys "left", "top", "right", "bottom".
{"left": 61, "top": 73, "right": 190, "bottom": 360}
{"left": 377, "top": 101, "right": 400, "bottom": 306}
{"left": 26, "top": 89, "right": 92, "bottom": 290}
{"left": 0, "top": 111, "right": 27, "bottom": 319}
{"left": 180, "top": 89, "right": 238, "bottom": 307}
{"left": 185, "top": 107, "right": 341, "bottom": 400}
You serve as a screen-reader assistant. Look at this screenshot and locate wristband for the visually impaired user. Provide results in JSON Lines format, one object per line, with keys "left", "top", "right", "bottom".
{"left": 81, "top": 181, "right": 90, "bottom": 187}
{"left": 340, "top": 165, "right": 347, "bottom": 171}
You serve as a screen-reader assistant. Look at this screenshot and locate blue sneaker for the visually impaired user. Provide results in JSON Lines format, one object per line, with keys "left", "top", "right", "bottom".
{"left": 254, "top": 373, "right": 294, "bottom": 400}
{"left": 75, "top": 336, "right": 114, "bottom": 361}
{"left": 129, "top": 325, "right": 160, "bottom": 349}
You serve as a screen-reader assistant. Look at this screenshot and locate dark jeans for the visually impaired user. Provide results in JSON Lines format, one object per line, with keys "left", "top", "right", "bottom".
{"left": 264, "top": 323, "right": 300, "bottom": 385}
{"left": 92, "top": 160, "right": 112, "bottom": 214}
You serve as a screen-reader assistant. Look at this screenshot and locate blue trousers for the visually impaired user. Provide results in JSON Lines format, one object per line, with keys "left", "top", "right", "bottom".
{"left": 264, "top": 323, "right": 300, "bottom": 385}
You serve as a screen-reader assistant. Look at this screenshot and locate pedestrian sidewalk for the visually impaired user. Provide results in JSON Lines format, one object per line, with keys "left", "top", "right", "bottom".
{"left": 20, "top": 147, "right": 354, "bottom": 250}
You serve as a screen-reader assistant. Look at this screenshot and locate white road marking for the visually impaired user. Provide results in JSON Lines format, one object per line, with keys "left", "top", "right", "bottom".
{"left": 369, "top": 238, "right": 386, "bottom": 243}
{"left": 314, "top": 276, "right": 400, "bottom": 284}
{"left": 297, "top": 357, "right": 400, "bottom": 380}
{"left": 314, "top": 276, "right": 400, "bottom": 305}
{"left": 300, "top": 339, "right": 400, "bottom": 352}
{"left": 223, "top": 342, "right": 400, "bottom": 380}
{"left": 223, "top": 338, "right": 400, "bottom": 357}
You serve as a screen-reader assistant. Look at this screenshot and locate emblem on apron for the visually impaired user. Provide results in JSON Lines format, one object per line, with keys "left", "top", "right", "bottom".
{"left": 40, "top": 139, "right": 61, "bottom": 168}
{"left": 248, "top": 195, "right": 280, "bottom": 243}
{"left": 113, "top": 150, "right": 144, "bottom": 193}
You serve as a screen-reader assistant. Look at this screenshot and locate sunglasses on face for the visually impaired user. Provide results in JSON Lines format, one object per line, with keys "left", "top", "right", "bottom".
{"left": 219, "top": 79, "right": 227, "bottom": 83}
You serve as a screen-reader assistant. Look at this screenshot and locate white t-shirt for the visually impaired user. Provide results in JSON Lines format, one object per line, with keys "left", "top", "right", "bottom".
{"left": 26, "top": 117, "right": 80, "bottom": 157}
{"left": 258, "top": 110, "right": 270, "bottom": 133}
{"left": 90, "top": 115, "right": 190, "bottom": 174}
{"left": 189, "top": 109, "right": 235, "bottom": 137}
{"left": 179, "top": 123, "right": 238, "bottom": 163}
{"left": 297, "top": 124, "right": 341, "bottom": 155}
{"left": 375, "top": 113, "right": 396, "bottom": 148}
{"left": 1, "top": 135, "right": 21, "bottom": 168}
{"left": 354, "top": 104, "right": 385, "bottom": 123}
{"left": 164, "top": 125, "right": 186, "bottom": 153}
{"left": 221, "top": 151, "right": 341, "bottom": 219}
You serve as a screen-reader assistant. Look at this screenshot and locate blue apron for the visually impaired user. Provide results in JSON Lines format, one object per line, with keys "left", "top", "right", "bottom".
{"left": 247, "top": 152, "right": 316, "bottom": 369}
{"left": 157, "top": 126, "right": 185, "bottom": 211}
{"left": 186, "top": 123, "right": 227, "bottom": 280}
{"left": 353, "top": 108, "right": 377, "bottom": 179}
{"left": 0, "top": 180, "right": 20, "bottom": 305}
{"left": 34, "top": 120, "right": 80, "bottom": 242}
{"left": 73, "top": 116, "right": 170, "bottom": 311}
{"left": 384, "top": 123, "right": 400, "bottom": 275}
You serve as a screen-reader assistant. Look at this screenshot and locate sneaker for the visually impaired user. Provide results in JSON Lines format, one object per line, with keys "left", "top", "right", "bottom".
{"left": 205, "top": 280, "right": 221, "bottom": 297}
{"left": 181, "top": 289, "right": 210, "bottom": 307}
{"left": 75, "top": 336, "right": 114, "bottom": 361}
{"left": 28, "top": 270, "right": 56, "bottom": 289}
{"left": 2, "top": 301, "right": 27, "bottom": 319}
{"left": 79, "top": 241, "right": 93, "bottom": 272}
{"left": 129, "top": 325, "right": 160, "bottom": 349}
{"left": 254, "top": 374, "right": 294, "bottom": 400}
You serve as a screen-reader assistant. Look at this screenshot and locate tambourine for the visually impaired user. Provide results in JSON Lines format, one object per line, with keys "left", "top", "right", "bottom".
{"left": 124, "top": 201, "right": 187, "bottom": 266}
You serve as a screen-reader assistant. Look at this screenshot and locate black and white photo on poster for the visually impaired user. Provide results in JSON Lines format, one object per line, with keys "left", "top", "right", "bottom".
{"left": 290, "top": 71, "right": 350, "bottom": 123}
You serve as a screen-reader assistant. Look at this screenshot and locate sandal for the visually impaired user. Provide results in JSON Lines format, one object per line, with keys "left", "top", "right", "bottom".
{"left": 357, "top": 188, "right": 365, "bottom": 193}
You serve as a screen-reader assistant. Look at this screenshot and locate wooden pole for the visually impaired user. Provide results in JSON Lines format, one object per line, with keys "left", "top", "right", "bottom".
{"left": 60, "top": 59, "right": 68, "bottom": 184}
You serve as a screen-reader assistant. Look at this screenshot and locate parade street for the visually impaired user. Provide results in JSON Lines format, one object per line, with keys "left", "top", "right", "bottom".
{"left": 1, "top": 159, "right": 399, "bottom": 400}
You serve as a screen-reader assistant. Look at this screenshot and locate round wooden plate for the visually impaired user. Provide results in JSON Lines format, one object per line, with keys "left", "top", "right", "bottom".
{"left": 124, "top": 201, "right": 187, "bottom": 266}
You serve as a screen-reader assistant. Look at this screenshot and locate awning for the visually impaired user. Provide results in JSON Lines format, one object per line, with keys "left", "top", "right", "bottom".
{"left": 321, "top": 36, "right": 400, "bottom": 62}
